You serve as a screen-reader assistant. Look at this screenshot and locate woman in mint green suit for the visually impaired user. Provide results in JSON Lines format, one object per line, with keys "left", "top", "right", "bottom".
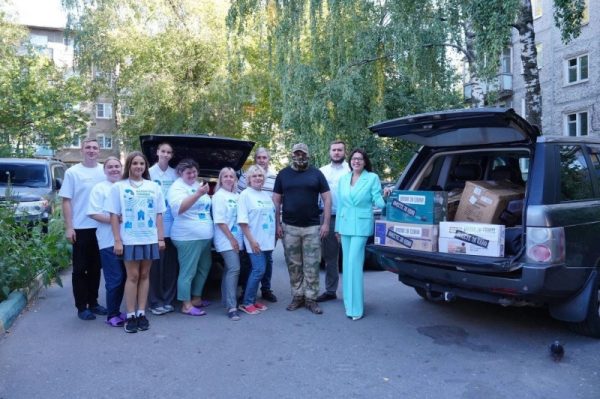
{"left": 335, "top": 149, "right": 386, "bottom": 320}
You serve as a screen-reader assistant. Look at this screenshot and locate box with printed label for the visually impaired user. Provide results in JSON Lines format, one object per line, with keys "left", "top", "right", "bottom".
{"left": 374, "top": 220, "right": 438, "bottom": 252}
{"left": 385, "top": 190, "right": 447, "bottom": 224}
{"left": 438, "top": 221, "right": 505, "bottom": 257}
{"left": 454, "top": 180, "right": 524, "bottom": 224}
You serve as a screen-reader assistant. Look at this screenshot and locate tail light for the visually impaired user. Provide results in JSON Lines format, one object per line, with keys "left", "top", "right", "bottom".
{"left": 525, "top": 227, "right": 565, "bottom": 263}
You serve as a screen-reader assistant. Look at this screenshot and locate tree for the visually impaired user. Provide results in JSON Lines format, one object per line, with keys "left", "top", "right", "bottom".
{"left": 63, "top": 0, "right": 241, "bottom": 151}
{"left": 227, "top": 0, "right": 462, "bottom": 176}
{"left": 0, "top": 9, "right": 88, "bottom": 156}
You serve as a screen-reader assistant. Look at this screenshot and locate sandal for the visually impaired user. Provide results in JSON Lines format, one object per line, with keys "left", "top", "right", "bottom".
{"left": 192, "top": 299, "right": 211, "bottom": 308}
{"left": 105, "top": 315, "right": 125, "bottom": 327}
{"left": 181, "top": 306, "right": 206, "bottom": 316}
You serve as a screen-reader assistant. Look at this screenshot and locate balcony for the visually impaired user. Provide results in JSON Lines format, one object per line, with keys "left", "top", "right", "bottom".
{"left": 463, "top": 73, "right": 513, "bottom": 102}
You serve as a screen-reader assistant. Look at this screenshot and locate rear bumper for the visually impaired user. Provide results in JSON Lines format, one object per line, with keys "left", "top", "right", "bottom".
{"left": 371, "top": 246, "right": 591, "bottom": 305}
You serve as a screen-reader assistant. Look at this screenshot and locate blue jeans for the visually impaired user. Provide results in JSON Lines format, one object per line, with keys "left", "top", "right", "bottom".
{"left": 260, "top": 251, "right": 273, "bottom": 292}
{"left": 220, "top": 250, "right": 240, "bottom": 310}
{"left": 242, "top": 251, "right": 271, "bottom": 306}
{"left": 100, "top": 247, "right": 126, "bottom": 319}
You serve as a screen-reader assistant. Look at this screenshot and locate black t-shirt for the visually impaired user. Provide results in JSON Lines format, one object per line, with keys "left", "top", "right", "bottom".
{"left": 273, "top": 166, "right": 330, "bottom": 227}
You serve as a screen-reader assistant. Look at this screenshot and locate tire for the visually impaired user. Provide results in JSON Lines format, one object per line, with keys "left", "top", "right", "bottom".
{"left": 568, "top": 273, "right": 600, "bottom": 338}
{"left": 414, "top": 287, "right": 445, "bottom": 302}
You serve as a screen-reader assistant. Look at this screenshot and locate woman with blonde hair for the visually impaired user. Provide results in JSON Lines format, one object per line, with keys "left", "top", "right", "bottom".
{"left": 212, "top": 167, "right": 244, "bottom": 320}
{"left": 237, "top": 165, "right": 276, "bottom": 315}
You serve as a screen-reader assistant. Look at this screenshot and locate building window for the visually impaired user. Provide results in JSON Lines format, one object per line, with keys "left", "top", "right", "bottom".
{"left": 70, "top": 135, "right": 81, "bottom": 148}
{"left": 96, "top": 103, "right": 113, "bottom": 119}
{"left": 536, "top": 43, "right": 542, "bottom": 69}
{"left": 532, "top": 0, "right": 542, "bottom": 19}
{"left": 565, "top": 111, "right": 589, "bottom": 137}
{"left": 500, "top": 47, "right": 512, "bottom": 74}
{"left": 97, "top": 134, "right": 112, "bottom": 149}
{"left": 566, "top": 54, "right": 588, "bottom": 84}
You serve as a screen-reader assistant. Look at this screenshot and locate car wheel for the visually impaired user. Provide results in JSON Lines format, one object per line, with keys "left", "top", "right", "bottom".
{"left": 568, "top": 273, "right": 600, "bottom": 338}
{"left": 414, "top": 287, "right": 445, "bottom": 302}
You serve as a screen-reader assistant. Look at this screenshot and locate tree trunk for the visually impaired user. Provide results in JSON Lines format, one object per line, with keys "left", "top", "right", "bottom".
{"left": 514, "top": 0, "right": 542, "bottom": 129}
{"left": 464, "top": 21, "right": 485, "bottom": 108}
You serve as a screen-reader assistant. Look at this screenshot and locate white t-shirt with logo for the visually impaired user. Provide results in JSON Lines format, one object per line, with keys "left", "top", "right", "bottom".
{"left": 212, "top": 188, "right": 244, "bottom": 252}
{"left": 167, "top": 178, "right": 214, "bottom": 241}
{"left": 58, "top": 163, "right": 105, "bottom": 229}
{"left": 105, "top": 179, "right": 166, "bottom": 245}
{"left": 237, "top": 188, "right": 275, "bottom": 253}
{"left": 149, "top": 164, "right": 177, "bottom": 238}
{"left": 87, "top": 180, "right": 116, "bottom": 250}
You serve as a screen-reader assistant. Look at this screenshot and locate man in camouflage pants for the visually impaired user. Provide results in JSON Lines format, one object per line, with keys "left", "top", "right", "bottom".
{"left": 273, "top": 143, "right": 332, "bottom": 314}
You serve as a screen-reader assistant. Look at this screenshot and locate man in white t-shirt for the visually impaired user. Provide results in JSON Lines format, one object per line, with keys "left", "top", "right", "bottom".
{"left": 59, "top": 138, "right": 106, "bottom": 321}
{"left": 237, "top": 147, "right": 278, "bottom": 303}
{"left": 317, "top": 140, "right": 350, "bottom": 302}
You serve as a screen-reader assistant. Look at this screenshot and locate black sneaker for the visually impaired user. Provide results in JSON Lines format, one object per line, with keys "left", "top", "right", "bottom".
{"left": 261, "top": 290, "right": 278, "bottom": 303}
{"left": 137, "top": 314, "right": 150, "bottom": 331}
{"left": 124, "top": 316, "right": 138, "bottom": 333}
{"left": 316, "top": 292, "right": 337, "bottom": 302}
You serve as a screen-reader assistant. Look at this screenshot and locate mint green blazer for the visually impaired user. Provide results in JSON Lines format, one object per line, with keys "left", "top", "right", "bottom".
{"left": 335, "top": 171, "right": 385, "bottom": 237}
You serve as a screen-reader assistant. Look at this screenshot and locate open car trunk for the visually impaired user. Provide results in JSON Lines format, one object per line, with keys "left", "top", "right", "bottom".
{"left": 367, "top": 108, "right": 538, "bottom": 274}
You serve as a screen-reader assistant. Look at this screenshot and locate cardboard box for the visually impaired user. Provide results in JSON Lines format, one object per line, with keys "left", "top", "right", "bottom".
{"left": 454, "top": 181, "right": 524, "bottom": 224}
{"left": 386, "top": 190, "right": 447, "bottom": 224}
{"left": 374, "top": 220, "right": 438, "bottom": 252}
{"left": 439, "top": 221, "right": 505, "bottom": 257}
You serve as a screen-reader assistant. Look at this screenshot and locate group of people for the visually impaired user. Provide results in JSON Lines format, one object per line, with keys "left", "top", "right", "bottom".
{"left": 59, "top": 137, "right": 388, "bottom": 334}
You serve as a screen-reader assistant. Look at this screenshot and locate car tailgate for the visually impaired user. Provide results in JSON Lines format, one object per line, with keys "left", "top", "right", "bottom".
{"left": 366, "top": 244, "right": 520, "bottom": 273}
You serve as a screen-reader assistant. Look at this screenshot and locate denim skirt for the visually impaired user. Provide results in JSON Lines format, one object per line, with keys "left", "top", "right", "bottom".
{"left": 123, "top": 244, "right": 160, "bottom": 261}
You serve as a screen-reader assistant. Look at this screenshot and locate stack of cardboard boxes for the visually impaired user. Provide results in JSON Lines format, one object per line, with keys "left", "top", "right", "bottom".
{"left": 374, "top": 180, "right": 524, "bottom": 257}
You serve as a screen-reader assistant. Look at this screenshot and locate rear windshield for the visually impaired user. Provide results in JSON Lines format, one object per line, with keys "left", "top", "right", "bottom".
{"left": 0, "top": 163, "right": 49, "bottom": 188}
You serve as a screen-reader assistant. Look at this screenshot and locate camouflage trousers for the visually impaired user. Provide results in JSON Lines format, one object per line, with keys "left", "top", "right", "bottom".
{"left": 282, "top": 223, "right": 321, "bottom": 301}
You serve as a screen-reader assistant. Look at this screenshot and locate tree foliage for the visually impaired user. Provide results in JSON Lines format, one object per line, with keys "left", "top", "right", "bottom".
{"left": 227, "top": 0, "right": 462, "bottom": 176}
{"left": 0, "top": 9, "right": 88, "bottom": 156}
{"left": 63, "top": 0, "right": 240, "bottom": 150}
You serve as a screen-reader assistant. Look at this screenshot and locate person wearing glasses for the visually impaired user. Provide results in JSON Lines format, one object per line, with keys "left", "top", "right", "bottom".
{"left": 335, "top": 148, "right": 386, "bottom": 321}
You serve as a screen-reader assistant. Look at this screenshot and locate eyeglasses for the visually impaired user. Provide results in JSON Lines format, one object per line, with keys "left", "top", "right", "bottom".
{"left": 350, "top": 157, "right": 364, "bottom": 162}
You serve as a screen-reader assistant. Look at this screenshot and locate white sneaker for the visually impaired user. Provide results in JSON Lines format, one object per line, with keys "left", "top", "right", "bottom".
{"left": 150, "top": 306, "right": 168, "bottom": 315}
{"left": 163, "top": 305, "right": 175, "bottom": 313}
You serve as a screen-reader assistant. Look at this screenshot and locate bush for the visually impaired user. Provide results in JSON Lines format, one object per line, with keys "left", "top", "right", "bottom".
{"left": 0, "top": 204, "right": 70, "bottom": 301}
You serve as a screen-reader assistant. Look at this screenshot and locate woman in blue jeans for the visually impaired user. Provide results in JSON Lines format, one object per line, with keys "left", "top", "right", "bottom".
{"left": 212, "top": 167, "right": 244, "bottom": 321}
{"left": 87, "top": 156, "right": 126, "bottom": 327}
{"left": 237, "top": 165, "right": 276, "bottom": 315}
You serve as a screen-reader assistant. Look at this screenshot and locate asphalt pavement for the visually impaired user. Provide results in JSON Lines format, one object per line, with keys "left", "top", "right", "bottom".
{"left": 1, "top": 243, "right": 599, "bottom": 399}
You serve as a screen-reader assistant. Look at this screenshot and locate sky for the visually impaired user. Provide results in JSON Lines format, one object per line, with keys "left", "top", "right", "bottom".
{"left": 5, "top": 0, "right": 67, "bottom": 28}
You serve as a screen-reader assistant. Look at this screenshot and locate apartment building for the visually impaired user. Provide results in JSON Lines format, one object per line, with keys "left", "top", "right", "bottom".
{"left": 23, "top": 23, "right": 118, "bottom": 164}
{"left": 474, "top": 0, "right": 597, "bottom": 137}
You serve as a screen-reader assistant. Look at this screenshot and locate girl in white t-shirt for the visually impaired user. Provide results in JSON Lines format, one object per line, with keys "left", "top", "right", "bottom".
{"left": 106, "top": 151, "right": 166, "bottom": 333}
{"left": 237, "top": 165, "right": 275, "bottom": 315}
{"left": 87, "top": 157, "right": 126, "bottom": 327}
{"left": 148, "top": 142, "right": 179, "bottom": 316}
{"left": 167, "top": 158, "right": 213, "bottom": 316}
{"left": 212, "top": 167, "right": 244, "bottom": 321}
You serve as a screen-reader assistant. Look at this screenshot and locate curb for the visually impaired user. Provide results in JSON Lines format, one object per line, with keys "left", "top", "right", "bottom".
{"left": 0, "top": 273, "right": 46, "bottom": 334}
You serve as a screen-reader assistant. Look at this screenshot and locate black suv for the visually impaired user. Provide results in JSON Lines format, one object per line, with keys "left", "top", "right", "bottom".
{"left": 367, "top": 108, "right": 600, "bottom": 337}
{"left": 0, "top": 158, "right": 66, "bottom": 230}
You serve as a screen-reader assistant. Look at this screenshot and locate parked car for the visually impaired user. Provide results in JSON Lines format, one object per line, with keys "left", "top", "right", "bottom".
{"left": 140, "top": 134, "right": 255, "bottom": 281}
{"left": 0, "top": 158, "right": 66, "bottom": 232}
{"left": 367, "top": 107, "right": 600, "bottom": 337}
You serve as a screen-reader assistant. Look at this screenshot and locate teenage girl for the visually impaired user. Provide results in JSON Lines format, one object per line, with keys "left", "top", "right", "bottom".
{"left": 107, "top": 151, "right": 166, "bottom": 333}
